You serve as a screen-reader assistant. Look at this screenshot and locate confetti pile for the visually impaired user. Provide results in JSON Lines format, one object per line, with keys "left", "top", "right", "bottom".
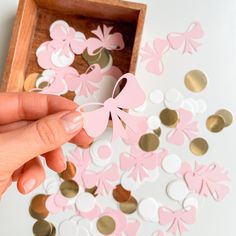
{"left": 26, "top": 20, "right": 233, "bottom": 236}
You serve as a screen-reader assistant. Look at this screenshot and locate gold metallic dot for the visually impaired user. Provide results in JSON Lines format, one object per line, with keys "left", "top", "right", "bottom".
{"left": 139, "top": 133, "right": 160, "bottom": 152}
{"left": 153, "top": 127, "right": 161, "bottom": 137}
{"left": 112, "top": 184, "right": 131, "bottom": 203}
{"left": 184, "top": 70, "right": 208, "bottom": 92}
{"left": 190, "top": 137, "right": 209, "bottom": 156}
{"left": 61, "top": 91, "right": 76, "bottom": 101}
{"left": 85, "top": 186, "right": 98, "bottom": 197}
{"left": 24, "top": 73, "right": 40, "bottom": 91}
{"left": 206, "top": 115, "right": 225, "bottom": 133}
{"left": 59, "top": 161, "right": 76, "bottom": 180}
{"left": 29, "top": 194, "right": 49, "bottom": 220}
{"left": 159, "top": 108, "right": 179, "bottom": 127}
{"left": 215, "top": 109, "right": 233, "bottom": 127}
{"left": 119, "top": 196, "right": 138, "bottom": 214}
{"left": 97, "top": 216, "right": 116, "bottom": 235}
{"left": 33, "top": 220, "right": 52, "bottom": 236}
{"left": 60, "top": 180, "right": 79, "bottom": 198}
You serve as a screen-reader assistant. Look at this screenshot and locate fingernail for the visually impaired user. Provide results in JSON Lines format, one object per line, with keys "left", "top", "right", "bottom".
{"left": 23, "top": 178, "right": 36, "bottom": 193}
{"left": 61, "top": 111, "right": 83, "bottom": 133}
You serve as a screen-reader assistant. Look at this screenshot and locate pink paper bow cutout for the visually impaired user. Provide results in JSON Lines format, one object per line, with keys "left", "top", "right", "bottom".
{"left": 86, "top": 24, "right": 125, "bottom": 55}
{"left": 159, "top": 207, "right": 196, "bottom": 235}
{"left": 184, "top": 162, "right": 230, "bottom": 201}
{"left": 167, "top": 108, "right": 199, "bottom": 145}
{"left": 140, "top": 38, "right": 169, "bottom": 75}
{"left": 83, "top": 164, "right": 120, "bottom": 195}
{"left": 120, "top": 147, "right": 168, "bottom": 181}
{"left": 78, "top": 73, "right": 146, "bottom": 140}
{"left": 64, "top": 64, "right": 103, "bottom": 97}
{"left": 68, "top": 148, "right": 91, "bottom": 187}
{"left": 50, "top": 20, "right": 86, "bottom": 55}
{"left": 167, "top": 22, "right": 204, "bottom": 54}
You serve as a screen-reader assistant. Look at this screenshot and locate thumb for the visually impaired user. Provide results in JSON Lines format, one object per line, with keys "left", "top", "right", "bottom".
{"left": 0, "top": 111, "right": 83, "bottom": 171}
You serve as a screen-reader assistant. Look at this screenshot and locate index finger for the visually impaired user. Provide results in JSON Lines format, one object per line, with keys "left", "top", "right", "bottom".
{"left": 0, "top": 92, "right": 78, "bottom": 124}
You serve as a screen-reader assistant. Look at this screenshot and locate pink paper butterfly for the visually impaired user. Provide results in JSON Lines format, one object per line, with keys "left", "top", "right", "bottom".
{"left": 167, "top": 108, "right": 199, "bottom": 145}
{"left": 140, "top": 38, "right": 169, "bottom": 75}
{"left": 83, "top": 164, "right": 120, "bottom": 195}
{"left": 159, "top": 206, "right": 196, "bottom": 235}
{"left": 120, "top": 146, "right": 167, "bottom": 181}
{"left": 86, "top": 24, "right": 125, "bottom": 55}
{"left": 183, "top": 162, "right": 230, "bottom": 201}
{"left": 64, "top": 64, "right": 103, "bottom": 97}
{"left": 78, "top": 73, "right": 146, "bottom": 141}
{"left": 167, "top": 22, "right": 204, "bottom": 54}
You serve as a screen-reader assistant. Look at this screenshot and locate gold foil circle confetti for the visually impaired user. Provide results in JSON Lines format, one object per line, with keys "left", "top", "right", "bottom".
{"left": 24, "top": 73, "right": 40, "bottom": 92}
{"left": 184, "top": 70, "right": 208, "bottom": 92}
{"left": 159, "top": 108, "right": 179, "bottom": 127}
{"left": 85, "top": 186, "right": 98, "bottom": 197}
{"left": 119, "top": 196, "right": 138, "bottom": 214}
{"left": 29, "top": 194, "right": 49, "bottom": 220}
{"left": 60, "top": 180, "right": 79, "bottom": 198}
{"left": 59, "top": 161, "right": 77, "bottom": 180}
{"left": 33, "top": 220, "right": 54, "bottom": 236}
{"left": 153, "top": 127, "right": 161, "bottom": 137}
{"left": 206, "top": 115, "right": 225, "bottom": 133}
{"left": 139, "top": 133, "right": 160, "bottom": 152}
{"left": 112, "top": 184, "right": 131, "bottom": 203}
{"left": 96, "top": 215, "right": 116, "bottom": 235}
{"left": 216, "top": 109, "right": 233, "bottom": 127}
{"left": 190, "top": 137, "right": 209, "bottom": 156}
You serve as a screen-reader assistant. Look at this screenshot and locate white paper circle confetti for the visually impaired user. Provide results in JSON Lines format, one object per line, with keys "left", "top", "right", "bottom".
{"left": 134, "top": 100, "right": 147, "bottom": 112}
{"left": 162, "top": 154, "right": 182, "bottom": 174}
{"left": 167, "top": 179, "right": 189, "bottom": 201}
{"left": 149, "top": 89, "right": 164, "bottom": 104}
{"left": 90, "top": 140, "right": 113, "bottom": 167}
{"left": 59, "top": 220, "right": 78, "bottom": 236}
{"left": 147, "top": 116, "right": 161, "bottom": 130}
{"left": 76, "top": 192, "right": 96, "bottom": 212}
{"left": 183, "top": 196, "right": 199, "bottom": 209}
{"left": 164, "top": 88, "right": 184, "bottom": 110}
{"left": 138, "top": 198, "right": 161, "bottom": 222}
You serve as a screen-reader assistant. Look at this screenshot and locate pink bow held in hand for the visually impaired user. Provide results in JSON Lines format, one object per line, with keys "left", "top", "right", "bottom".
{"left": 159, "top": 206, "right": 196, "bottom": 235}
{"left": 78, "top": 73, "right": 146, "bottom": 140}
{"left": 86, "top": 24, "right": 125, "bottom": 55}
{"left": 167, "top": 108, "right": 199, "bottom": 145}
{"left": 167, "top": 22, "right": 204, "bottom": 54}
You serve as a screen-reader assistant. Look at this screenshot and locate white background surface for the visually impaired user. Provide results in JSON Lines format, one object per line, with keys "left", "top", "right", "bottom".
{"left": 0, "top": 0, "right": 236, "bottom": 235}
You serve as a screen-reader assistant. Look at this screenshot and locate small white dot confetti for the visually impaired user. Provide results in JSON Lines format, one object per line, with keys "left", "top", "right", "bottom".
{"left": 134, "top": 100, "right": 147, "bottom": 112}
{"left": 90, "top": 140, "right": 113, "bottom": 167}
{"left": 149, "top": 89, "right": 164, "bottom": 104}
{"left": 167, "top": 179, "right": 189, "bottom": 201}
{"left": 165, "top": 88, "right": 181, "bottom": 102}
{"left": 183, "top": 196, "right": 199, "bottom": 209}
{"left": 147, "top": 116, "right": 161, "bottom": 130}
{"left": 76, "top": 192, "right": 96, "bottom": 212}
{"left": 138, "top": 198, "right": 161, "bottom": 222}
{"left": 196, "top": 99, "right": 207, "bottom": 114}
{"left": 162, "top": 154, "right": 182, "bottom": 174}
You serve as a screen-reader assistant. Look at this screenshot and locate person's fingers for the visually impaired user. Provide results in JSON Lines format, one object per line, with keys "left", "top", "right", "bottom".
{"left": 12, "top": 166, "right": 24, "bottom": 182}
{"left": 43, "top": 148, "right": 66, "bottom": 173}
{"left": 0, "top": 110, "right": 83, "bottom": 172}
{"left": 71, "top": 129, "right": 94, "bottom": 148}
{"left": 0, "top": 93, "right": 78, "bottom": 125}
{"left": 0, "top": 120, "right": 31, "bottom": 133}
{"left": 17, "top": 157, "right": 45, "bottom": 194}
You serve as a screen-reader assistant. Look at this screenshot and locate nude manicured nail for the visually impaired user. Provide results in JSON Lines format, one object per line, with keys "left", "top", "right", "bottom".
{"left": 23, "top": 178, "right": 36, "bottom": 193}
{"left": 61, "top": 111, "right": 83, "bottom": 133}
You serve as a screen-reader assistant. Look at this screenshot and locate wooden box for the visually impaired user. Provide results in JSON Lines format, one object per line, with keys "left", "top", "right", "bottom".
{"left": 1, "top": 0, "right": 146, "bottom": 93}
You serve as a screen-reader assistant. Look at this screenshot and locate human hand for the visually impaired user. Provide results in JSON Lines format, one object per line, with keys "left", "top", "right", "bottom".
{"left": 0, "top": 92, "right": 93, "bottom": 197}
